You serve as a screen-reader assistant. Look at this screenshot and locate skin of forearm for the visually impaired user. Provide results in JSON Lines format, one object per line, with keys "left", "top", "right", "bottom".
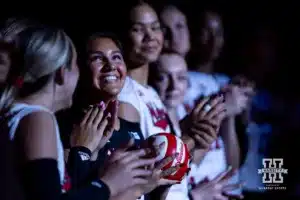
{"left": 220, "top": 116, "right": 240, "bottom": 169}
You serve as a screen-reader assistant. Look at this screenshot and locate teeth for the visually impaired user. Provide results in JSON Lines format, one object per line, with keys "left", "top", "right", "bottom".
{"left": 104, "top": 76, "right": 117, "bottom": 82}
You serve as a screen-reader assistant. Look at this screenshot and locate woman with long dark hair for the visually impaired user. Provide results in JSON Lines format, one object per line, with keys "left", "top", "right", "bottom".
{"left": 0, "top": 25, "right": 159, "bottom": 200}
{"left": 61, "top": 32, "right": 180, "bottom": 200}
{"left": 115, "top": 1, "right": 227, "bottom": 199}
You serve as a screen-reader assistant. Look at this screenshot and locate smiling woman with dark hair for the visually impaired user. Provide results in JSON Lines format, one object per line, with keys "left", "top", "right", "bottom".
{"left": 114, "top": 1, "right": 227, "bottom": 200}
{"left": 57, "top": 31, "right": 180, "bottom": 200}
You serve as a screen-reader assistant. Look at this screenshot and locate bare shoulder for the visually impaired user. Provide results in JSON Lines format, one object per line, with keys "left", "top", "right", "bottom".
{"left": 118, "top": 102, "right": 140, "bottom": 123}
{"left": 17, "top": 111, "right": 58, "bottom": 161}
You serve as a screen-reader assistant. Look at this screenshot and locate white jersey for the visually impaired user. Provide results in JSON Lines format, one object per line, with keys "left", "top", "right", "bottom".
{"left": 178, "top": 71, "right": 241, "bottom": 194}
{"left": 188, "top": 139, "right": 227, "bottom": 182}
{"left": 3, "top": 103, "right": 65, "bottom": 186}
{"left": 119, "top": 77, "right": 189, "bottom": 200}
{"left": 118, "top": 77, "right": 172, "bottom": 138}
{"left": 183, "top": 71, "right": 230, "bottom": 112}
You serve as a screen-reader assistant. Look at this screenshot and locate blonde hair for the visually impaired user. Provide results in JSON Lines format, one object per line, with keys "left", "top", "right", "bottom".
{"left": 0, "top": 25, "right": 74, "bottom": 112}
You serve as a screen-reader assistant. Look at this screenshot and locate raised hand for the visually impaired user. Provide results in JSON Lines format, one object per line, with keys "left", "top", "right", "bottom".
{"left": 180, "top": 95, "right": 226, "bottom": 150}
{"left": 106, "top": 140, "right": 182, "bottom": 197}
{"left": 190, "top": 167, "right": 244, "bottom": 200}
{"left": 230, "top": 75, "right": 256, "bottom": 105}
{"left": 139, "top": 153, "right": 181, "bottom": 194}
{"left": 100, "top": 142, "right": 156, "bottom": 197}
{"left": 71, "top": 102, "right": 111, "bottom": 153}
{"left": 97, "top": 100, "right": 119, "bottom": 149}
{"left": 222, "top": 85, "right": 248, "bottom": 117}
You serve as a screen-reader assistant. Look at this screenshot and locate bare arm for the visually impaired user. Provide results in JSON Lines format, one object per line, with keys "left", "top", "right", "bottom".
{"left": 18, "top": 111, "right": 58, "bottom": 161}
{"left": 180, "top": 133, "right": 196, "bottom": 151}
{"left": 18, "top": 112, "right": 112, "bottom": 200}
{"left": 180, "top": 134, "right": 209, "bottom": 166}
{"left": 192, "top": 149, "right": 210, "bottom": 165}
{"left": 16, "top": 111, "right": 61, "bottom": 200}
{"left": 118, "top": 102, "right": 140, "bottom": 123}
{"left": 219, "top": 116, "right": 240, "bottom": 169}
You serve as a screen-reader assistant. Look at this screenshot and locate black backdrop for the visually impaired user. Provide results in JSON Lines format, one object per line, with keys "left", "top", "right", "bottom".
{"left": 1, "top": 1, "right": 297, "bottom": 41}
{"left": 1, "top": 0, "right": 299, "bottom": 93}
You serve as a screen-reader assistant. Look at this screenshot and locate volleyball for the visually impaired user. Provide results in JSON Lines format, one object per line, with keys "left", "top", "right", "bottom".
{"left": 145, "top": 133, "right": 190, "bottom": 181}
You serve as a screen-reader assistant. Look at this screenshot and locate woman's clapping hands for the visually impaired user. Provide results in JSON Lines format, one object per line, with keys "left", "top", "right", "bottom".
{"left": 190, "top": 167, "right": 244, "bottom": 200}
{"left": 180, "top": 95, "right": 226, "bottom": 150}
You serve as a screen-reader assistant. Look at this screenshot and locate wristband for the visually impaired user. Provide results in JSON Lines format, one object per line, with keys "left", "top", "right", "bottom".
{"left": 91, "top": 179, "right": 111, "bottom": 199}
{"left": 71, "top": 146, "right": 91, "bottom": 161}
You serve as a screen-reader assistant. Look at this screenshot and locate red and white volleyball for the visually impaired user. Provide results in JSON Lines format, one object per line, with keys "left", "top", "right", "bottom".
{"left": 146, "top": 133, "right": 190, "bottom": 181}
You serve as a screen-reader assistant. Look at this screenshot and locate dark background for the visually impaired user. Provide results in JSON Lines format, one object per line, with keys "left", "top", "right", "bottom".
{"left": 1, "top": 1, "right": 297, "bottom": 40}
{"left": 1, "top": 0, "right": 298, "bottom": 94}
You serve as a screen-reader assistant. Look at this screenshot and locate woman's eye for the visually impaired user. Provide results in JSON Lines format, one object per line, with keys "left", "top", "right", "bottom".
{"left": 90, "top": 55, "right": 103, "bottom": 63}
{"left": 112, "top": 54, "right": 122, "bottom": 61}
{"left": 132, "top": 26, "right": 143, "bottom": 33}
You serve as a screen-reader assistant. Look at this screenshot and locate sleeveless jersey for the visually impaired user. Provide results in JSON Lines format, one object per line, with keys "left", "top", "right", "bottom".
{"left": 118, "top": 77, "right": 172, "bottom": 138}
{"left": 2, "top": 103, "right": 66, "bottom": 190}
